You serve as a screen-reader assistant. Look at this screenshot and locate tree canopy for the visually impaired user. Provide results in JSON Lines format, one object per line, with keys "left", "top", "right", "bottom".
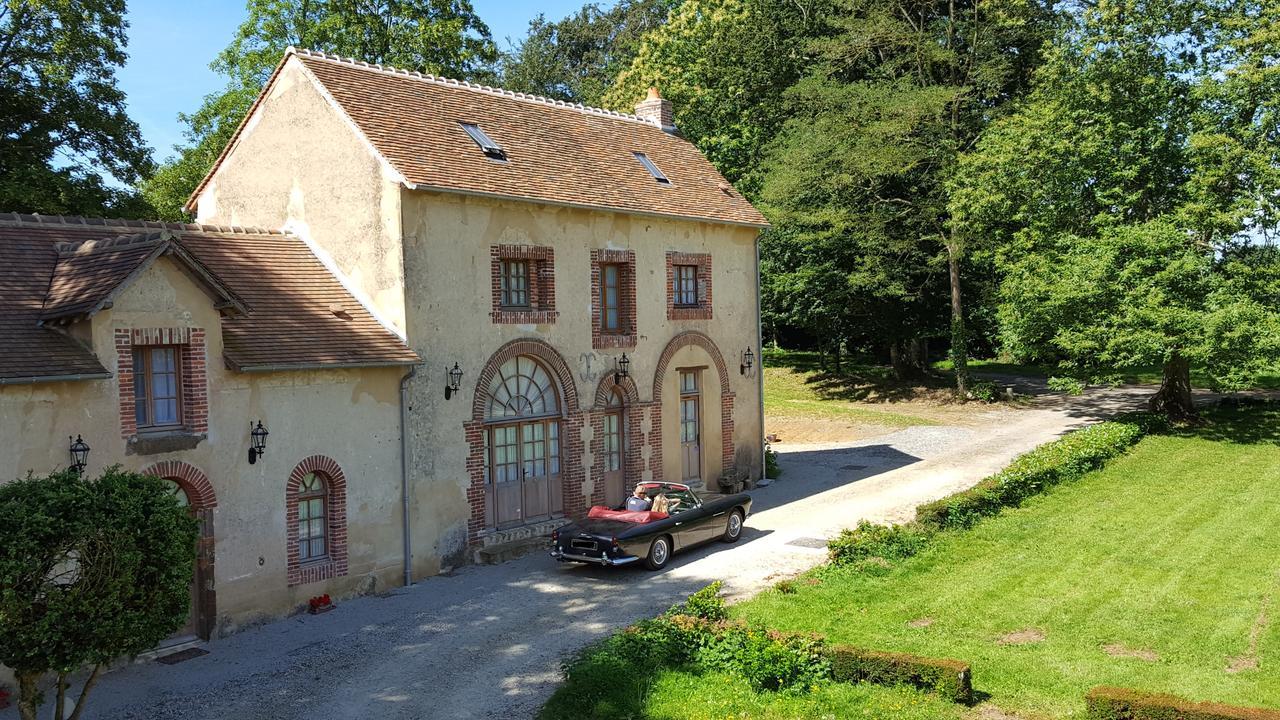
{"left": 141, "top": 0, "right": 498, "bottom": 219}
{"left": 0, "top": 0, "right": 153, "bottom": 217}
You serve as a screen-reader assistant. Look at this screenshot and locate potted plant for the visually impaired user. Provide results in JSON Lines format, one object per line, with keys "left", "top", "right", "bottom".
{"left": 307, "top": 594, "right": 334, "bottom": 615}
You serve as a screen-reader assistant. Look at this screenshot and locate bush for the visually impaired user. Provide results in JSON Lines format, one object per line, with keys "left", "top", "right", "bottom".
{"left": 969, "top": 380, "right": 1001, "bottom": 402}
{"left": 765, "top": 445, "right": 782, "bottom": 479}
{"left": 828, "top": 521, "right": 935, "bottom": 569}
{"left": 916, "top": 414, "right": 1165, "bottom": 530}
{"left": 699, "top": 621, "right": 830, "bottom": 692}
{"left": 667, "top": 581, "right": 728, "bottom": 621}
{"left": 828, "top": 646, "right": 973, "bottom": 705}
{"left": 1086, "top": 686, "right": 1280, "bottom": 720}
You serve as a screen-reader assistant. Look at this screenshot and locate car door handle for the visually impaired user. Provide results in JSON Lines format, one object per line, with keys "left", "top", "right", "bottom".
{"left": 674, "top": 522, "right": 683, "bottom": 527}
{"left": 712, "top": 512, "right": 725, "bottom": 518}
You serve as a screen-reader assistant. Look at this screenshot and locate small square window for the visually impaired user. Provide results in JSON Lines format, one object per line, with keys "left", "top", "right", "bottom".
{"left": 500, "top": 259, "right": 530, "bottom": 307}
{"left": 674, "top": 265, "right": 698, "bottom": 307}
{"left": 600, "top": 263, "right": 623, "bottom": 332}
{"left": 132, "top": 345, "right": 182, "bottom": 430}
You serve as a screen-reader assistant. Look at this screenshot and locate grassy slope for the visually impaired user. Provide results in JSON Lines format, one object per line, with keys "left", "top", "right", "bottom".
{"left": 736, "top": 407, "right": 1280, "bottom": 717}
{"left": 642, "top": 670, "right": 963, "bottom": 720}
{"left": 762, "top": 350, "right": 943, "bottom": 427}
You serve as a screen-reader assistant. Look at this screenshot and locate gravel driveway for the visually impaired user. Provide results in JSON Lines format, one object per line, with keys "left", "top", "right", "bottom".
{"left": 22, "top": 381, "right": 1159, "bottom": 720}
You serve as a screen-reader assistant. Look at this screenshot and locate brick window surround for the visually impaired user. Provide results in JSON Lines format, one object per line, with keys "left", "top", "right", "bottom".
{"left": 591, "top": 249, "right": 637, "bottom": 349}
{"left": 666, "top": 252, "right": 713, "bottom": 320}
{"left": 491, "top": 245, "right": 557, "bottom": 324}
{"left": 286, "top": 455, "right": 349, "bottom": 587}
{"left": 116, "top": 327, "right": 208, "bottom": 438}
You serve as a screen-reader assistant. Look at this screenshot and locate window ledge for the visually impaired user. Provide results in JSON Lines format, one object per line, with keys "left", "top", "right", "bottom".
{"left": 491, "top": 309, "right": 558, "bottom": 324}
{"left": 593, "top": 333, "right": 637, "bottom": 350}
{"left": 126, "top": 430, "right": 206, "bottom": 456}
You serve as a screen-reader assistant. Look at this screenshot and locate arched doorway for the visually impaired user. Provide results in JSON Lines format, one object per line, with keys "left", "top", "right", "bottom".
{"left": 143, "top": 460, "right": 216, "bottom": 641}
{"left": 652, "top": 332, "right": 736, "bottom": 490}
{"left": 483, "top": 355, "right": 565, "bottom": 527}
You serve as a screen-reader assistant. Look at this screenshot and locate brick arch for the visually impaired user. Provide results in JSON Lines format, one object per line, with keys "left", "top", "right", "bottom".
{"left": 142, "top": 460, "right": 217, "bottom": 510}
{"left": 286, "top": 455, "right": 349, "bottom": 587}
{"left": 651, "top": 331, "right": 732, "bottom": 400}
{"left": 471, "top": 338, "right": 580, "bottom": 421}
{"left": 650, "top": 331, "right": 736, "bottom": 479}
{"left": 593, "top": 372, "right": 640, "bottom": 409}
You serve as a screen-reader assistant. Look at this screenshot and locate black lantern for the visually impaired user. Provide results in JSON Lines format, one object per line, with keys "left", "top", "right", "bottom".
{"left": 249, "top": 421, "right": 268, "bottom": 464}
{"left": 740, "top": 348, "right": 755, "bottom": 376}
{"left": 68, "top": 435, "right": 90, "bottom": 474}
{"left": 444, "top": 362, "right": 464, "bottom": 400}
{"left": 614, "top": 353, "right": 631, "bottom": 385}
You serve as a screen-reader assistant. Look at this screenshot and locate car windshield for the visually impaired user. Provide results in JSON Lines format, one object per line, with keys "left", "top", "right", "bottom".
{"left": 651, "top": 485, "right": 697, "bottom": 515}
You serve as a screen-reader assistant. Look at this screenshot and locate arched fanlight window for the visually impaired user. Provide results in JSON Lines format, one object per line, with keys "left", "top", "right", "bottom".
{"left": 164, "top": 479, "right": 190, "bottom": 507}
{"left": 486, "top": 356, "right": 560, "bottom": 419}
{"left": 297, "top": 472, "right": 328, "bottom": 561}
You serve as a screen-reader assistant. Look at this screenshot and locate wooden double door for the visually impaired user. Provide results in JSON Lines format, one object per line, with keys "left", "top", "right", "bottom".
{"left": 489, "top": 418, "right": 563, "bottom": 527}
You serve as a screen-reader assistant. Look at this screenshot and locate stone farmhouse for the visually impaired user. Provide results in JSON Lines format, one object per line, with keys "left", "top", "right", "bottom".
{"left": 0, "top": 47, "right": 767, "bottom": 650}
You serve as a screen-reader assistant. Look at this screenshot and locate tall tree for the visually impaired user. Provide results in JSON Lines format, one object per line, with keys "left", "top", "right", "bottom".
{"left": 499, "top": 0, "right": 675, "bottom": 106}
{"left": 759, "top": 0, "right": 1054, "bottom": 388}
{"left": 952, "top": 0, "right": 1280, "bottom": 417}
{"left": 0, "top": 0, "right": 153, "bottom": 217}
{"left": 141, "top": 0, "right": 498, "bottom": 219}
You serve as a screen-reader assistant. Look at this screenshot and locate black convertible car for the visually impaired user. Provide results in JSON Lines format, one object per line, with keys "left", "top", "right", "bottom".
{"left": 550, "top": 481, "right": 752, "bottom": 570}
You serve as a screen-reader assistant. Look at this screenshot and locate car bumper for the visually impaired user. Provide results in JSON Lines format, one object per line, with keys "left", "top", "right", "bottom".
{"left": 550, "top": 548, "right": 641, "bottom": 566}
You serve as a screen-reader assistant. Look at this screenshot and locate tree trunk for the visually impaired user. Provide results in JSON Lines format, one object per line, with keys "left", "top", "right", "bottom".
{"left": 1148, "top": 353, "right": 1196, "bottom": 420}
{"left": 833, "top": 342, "right": 843, "bottom": 373}
{"left": 890, "top": 340, "right": 928, "bottom": 381}
{"left": 947, "top": 242, "right": 970, "bottom": 396}
{"left": 66, "top": 664, "right": 103, "bottom": 720}
{"left": 17, "top": 672, "right": 39, "bottom": 720}
{"left": 910, "top": 337, "right": 929, "bottom": 372}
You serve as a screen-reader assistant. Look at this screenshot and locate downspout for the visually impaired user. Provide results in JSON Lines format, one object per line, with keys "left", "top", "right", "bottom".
{"left": 754, "top": 233, "right": 766, "bottom": 481}
{"left": 399, "top": 365, "right": 417, "bottom": 587}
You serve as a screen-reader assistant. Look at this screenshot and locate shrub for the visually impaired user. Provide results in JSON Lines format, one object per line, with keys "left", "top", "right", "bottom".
{"left": 1086, "top": 686, "right": 1280, "bottom": 720}
{"left": 765, "top": 444, "right": 782, "bottom": 479}
{"left": 828, "top": 646, "right": 973, "bottom": 705}
{"left": 828, "top": 521, "right": 935, "bottom": 569}
{"left": 916, "top": 414, "right": 1165, "bottom": 530}
{"left": 700, "top": 621, "right": 831, "bottom": 692}
{"left": 969, "top": 380, "right": 1001, "bottom": 402}
{"left": 668, "top": 581, "right": 728, "bottom": 621}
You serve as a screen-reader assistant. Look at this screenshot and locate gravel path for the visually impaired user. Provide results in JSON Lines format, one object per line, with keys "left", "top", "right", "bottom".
{"left": 19, "top": 380, "right": 1162, "bottom": 720}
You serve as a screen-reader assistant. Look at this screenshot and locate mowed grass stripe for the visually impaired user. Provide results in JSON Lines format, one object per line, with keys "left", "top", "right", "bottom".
{"left": 736, "top": 412, "right": 1280, "bottom": 717}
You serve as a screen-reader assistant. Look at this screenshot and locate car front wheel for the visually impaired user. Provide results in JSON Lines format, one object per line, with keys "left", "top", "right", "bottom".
{"left": 644, "top": 535, "right": 672, "bottom": 570}
{"left": 721, "top": 510, "right": 744, "bottom": 543}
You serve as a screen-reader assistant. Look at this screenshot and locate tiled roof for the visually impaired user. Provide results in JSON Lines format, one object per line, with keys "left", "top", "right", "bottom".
{"left": 188, "top": 48, "right": 769, "bottom": 228}
{"left": 0, "top": 214, "right": 419, "bottom": 383}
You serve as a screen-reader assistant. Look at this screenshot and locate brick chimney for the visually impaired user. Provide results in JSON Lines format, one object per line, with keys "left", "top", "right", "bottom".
{"left": 634, "top": 87, "right": 678, "bottom": 135}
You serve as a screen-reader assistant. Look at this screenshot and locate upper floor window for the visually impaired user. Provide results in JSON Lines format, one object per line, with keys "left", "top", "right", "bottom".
{"left": 674, "top": 265, "right": 699, "bottom": 307}
{"left": 133, "top": 346, "right": 181, "bottom": 429}
{"left": 500, "top": 259, "right": 530, "bottom": 308}
{"left": 600, "top": 263, "right": 622, "bottom": 332}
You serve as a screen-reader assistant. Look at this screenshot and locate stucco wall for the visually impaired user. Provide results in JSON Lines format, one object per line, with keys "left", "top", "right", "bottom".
{"left": 400, "top": 191, "right": 763, "bottom": 567}
{"left": 193, "top": 57, "right": 407, "bottom": 335}
{"left": 0, "top": 258, "right": 407, "bottom": 637}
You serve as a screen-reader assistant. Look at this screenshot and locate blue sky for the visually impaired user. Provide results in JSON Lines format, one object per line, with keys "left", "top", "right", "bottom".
{"left": 119, "top": 0, "right": 588, "bottom": 161}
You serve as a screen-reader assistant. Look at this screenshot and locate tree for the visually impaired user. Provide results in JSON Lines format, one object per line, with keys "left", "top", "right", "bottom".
{"left": 0, "top": 0, "right": 153, "bottom": 217}
{"left": 758, "top": 0, "right": 1054, "bottom": 388}
{"left": 141, "top": 0, "right": 498, "bottom": 219}
{"left": 499, "top": 0, "right": 675, "bottom": 106}
{"left": 952, "top": 0, "right": 1280, "bottom": 416}
{"left": 0, "top": 467, "right": 198, "bottom": 720}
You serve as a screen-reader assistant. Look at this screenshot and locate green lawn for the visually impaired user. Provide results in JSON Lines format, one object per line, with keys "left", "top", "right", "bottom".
{"left": 762, "top": 349, "right": 947, "bottom": 428}
{"left": 640, "top": 670, "right": 964, "bottom": 720}
{"left": 735, "top": 405, "right": 1280, "bottom": 717}
{"left": 936, "top": 358, "right": 1280, "bottom": 390}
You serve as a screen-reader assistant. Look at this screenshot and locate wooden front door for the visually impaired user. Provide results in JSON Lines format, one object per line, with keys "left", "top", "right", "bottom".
{"left": 490, "top": 419, "right": 562, "bottom": 527}
{"left": 679, "top": 370, "right": 702, "bottom": 485}
{"left": 602, "top": 404, "right": 625, "bottom": 506}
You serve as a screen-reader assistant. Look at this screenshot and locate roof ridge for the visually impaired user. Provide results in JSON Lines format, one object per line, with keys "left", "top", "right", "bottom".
{"left": 55, "top": 230, "right": 168, "bottom": 255}
{"left": 0, "top": 212, "right": 293, "bottom": 237}
{"left": 288, "top": 47, "right": 656, "bottom": 127}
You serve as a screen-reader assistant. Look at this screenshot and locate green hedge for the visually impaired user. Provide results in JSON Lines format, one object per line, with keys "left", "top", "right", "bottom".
{"left": 828, "top": 646, "right": 973, "bottom": 705}
{"left": 828, "top": 520, "right": 935, "bottom": 569}
{"left": 1086, "top": 687, "right": 1280, "bottom": 720}
{"left": 916, "top": 413, "right": 1166, "bottom": 530}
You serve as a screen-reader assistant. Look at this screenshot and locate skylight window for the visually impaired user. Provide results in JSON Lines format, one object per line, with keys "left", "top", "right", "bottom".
{"left": 633, "top": 152, "right": 671, "bottom": 184}
{"left": 461, "top": 122, "right": 506, "bottom": 161}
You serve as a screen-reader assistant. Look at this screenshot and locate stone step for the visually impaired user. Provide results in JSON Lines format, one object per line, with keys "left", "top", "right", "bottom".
{"left": 475, "top": 535, "right": 553, "bottom": 565}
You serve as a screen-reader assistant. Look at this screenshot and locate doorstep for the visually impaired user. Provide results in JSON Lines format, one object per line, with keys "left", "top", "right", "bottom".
{"left": 474, "top": 517, "right": 572, "bottom": 565}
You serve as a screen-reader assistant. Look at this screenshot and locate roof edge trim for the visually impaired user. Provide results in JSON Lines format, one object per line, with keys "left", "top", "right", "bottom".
{"left": 232, "top": 360, "right": 421, "bottom": 373}
{"left": 0, "top": 372, "right": 113, "bottom": 385}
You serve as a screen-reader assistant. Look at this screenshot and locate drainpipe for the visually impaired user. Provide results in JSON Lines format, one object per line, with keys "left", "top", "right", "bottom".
{"left": 754, "top": 233, "right": 766, "bottom": 481}
{"left": 399, "top": 365, "right": 417, "bottom": 587}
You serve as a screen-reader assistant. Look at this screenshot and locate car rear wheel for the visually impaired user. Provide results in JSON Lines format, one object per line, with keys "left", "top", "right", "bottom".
{"left": 644, "top": 535, "right": 672, "bottom": 570}
{"left": 721, "top": 510, "right": 744, "bottom": 543}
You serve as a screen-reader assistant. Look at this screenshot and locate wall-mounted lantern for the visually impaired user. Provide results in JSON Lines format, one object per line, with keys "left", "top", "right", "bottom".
{"left": 614, "top": 353, "right": 631, "bottom": 385}
{"left": 68, "top": 435, "right": 90, "bottom": 475}
{"left": 444, "top": 362, "right": 464, "bottom": 400}
{"left": 740, "top": 348, "right": 755, "bottom": 376}
{"left": 248, "top": 421, "right": 269, "bottom": 464}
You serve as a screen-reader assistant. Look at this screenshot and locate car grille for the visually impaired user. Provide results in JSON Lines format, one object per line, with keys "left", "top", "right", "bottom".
{"left": 570, "top": 538, "right": 598, "bottom": 552}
